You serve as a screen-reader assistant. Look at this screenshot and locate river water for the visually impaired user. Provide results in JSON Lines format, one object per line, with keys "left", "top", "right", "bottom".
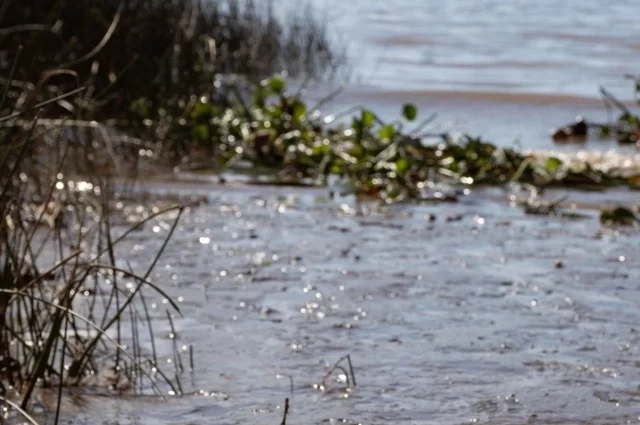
{"left": 25, "top": 181, "right": 636, "bottom": 425}
{"left": 77, "top": 4, "right": 638, "bottom": 424}
{"left": 292, "top": 0, "right": 640, "bottom": 151}
{"left": 9, "top": 3, "right": 640, "bottom": 425}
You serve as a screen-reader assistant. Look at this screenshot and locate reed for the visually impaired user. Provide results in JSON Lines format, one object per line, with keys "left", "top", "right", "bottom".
{"left": 0, "top": 44, "right": 189, "bottom": 425}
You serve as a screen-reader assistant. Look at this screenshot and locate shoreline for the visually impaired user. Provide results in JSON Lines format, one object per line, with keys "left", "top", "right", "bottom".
{"left": 309, "top": 85, "right": 638, "bottom": 107}
{"left": 110, "top": 169, "right": 639, "bottom": 215}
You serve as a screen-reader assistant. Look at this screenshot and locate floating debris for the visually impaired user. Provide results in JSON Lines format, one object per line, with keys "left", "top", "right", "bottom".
{"left": 600, "top": 206, "right": 638, "bottom": 226}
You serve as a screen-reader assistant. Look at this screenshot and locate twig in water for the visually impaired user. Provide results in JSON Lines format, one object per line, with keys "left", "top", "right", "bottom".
{"left": 280, "top": 397, "right": 290, "bottom": 425}
{"left": 0, "top": 45, "right": 21, "bottom": 111}
{"left": 346, "top": 354, "right": 356, "bottom": 387}
{"left": 166, "top": 309, "right": 184, "bottom": 373}
{"left": 410, "top": 112, "right": 438, "bottom": 137}
{"left": 189, "top": 344, "right": 194, "bottom": 373}
{"left": 599, "top": 86, "right": 630, "bottom": 115}
{"left": 277, "top": 374, "right": 294, "bottom": 398}
{"left": 309, "top": 82, "right": 346, "bottom": 113}
{"left": 0, "top": 24, "right": 51, "bottom": 37}
{"left": 322, "top": 354, "right": 357, "bottom": 390}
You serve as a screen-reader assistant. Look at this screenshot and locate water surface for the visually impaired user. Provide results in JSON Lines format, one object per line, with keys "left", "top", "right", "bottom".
{"left": 284, "top": 0, "right": 640, "bottom": 150}
{"left": 42, "top": 182, "right": 640, "bottom": 425}
{"left": 301, "top": 0, "right": 638, "bottom": 98}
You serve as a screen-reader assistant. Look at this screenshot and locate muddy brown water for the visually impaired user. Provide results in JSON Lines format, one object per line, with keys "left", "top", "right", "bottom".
{"left": 28, "top": 180, "right": 639, "bottom": 425}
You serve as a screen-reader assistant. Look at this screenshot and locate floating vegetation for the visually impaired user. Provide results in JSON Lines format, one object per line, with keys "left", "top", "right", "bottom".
{"left": 551, "top": 77, "right": 640, "bottom": 146}
{"left": 551, "top": 116, "right": 588, "bottom": 143}
{"left": 600, "top": 206, "right": 638, "bottom": 226}
{"left": 142, "top": 76, "right": 640, "bottom": 203}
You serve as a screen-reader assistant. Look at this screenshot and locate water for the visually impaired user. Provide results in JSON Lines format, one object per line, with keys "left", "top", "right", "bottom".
{"left": 289, "top": 0, "right": 640, "bottom": 150}
{"left": 9, "top": 3, "right": 640, "bottom": 424}
{"left": 307, "top": 0, "right": 638, "bottom": 98}
{"left": 30, "top": 182, "right": 640, "bottom": 425}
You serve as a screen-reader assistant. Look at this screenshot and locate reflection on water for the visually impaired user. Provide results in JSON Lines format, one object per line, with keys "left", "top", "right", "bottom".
{"left": 59, "top": 182, "right": 640, "bottom": 425}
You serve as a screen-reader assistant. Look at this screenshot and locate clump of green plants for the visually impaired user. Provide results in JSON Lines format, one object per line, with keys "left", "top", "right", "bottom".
{"left": 600, "top": 206, "right": 638, "bottom": 226}
{"left": 148, "top": 76, "right": 640, "bottom": 203}
{"left": 552, "top": 76, "right": 640, "bottom": 145}
{"left": 597, "top": 81, "right": 640, "bottom": 145}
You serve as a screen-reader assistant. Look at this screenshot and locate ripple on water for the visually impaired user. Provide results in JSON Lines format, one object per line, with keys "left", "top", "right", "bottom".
{"left": 61, "top": 184, "right": 640, "bottom": 425}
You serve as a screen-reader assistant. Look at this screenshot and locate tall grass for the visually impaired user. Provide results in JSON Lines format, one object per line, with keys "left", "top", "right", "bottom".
{"left": 2, "top": 0, "right": 343, "bottom": 121}
{"left": 0, "top": 107, "right": 190, "bottom": 424}
{"left": 0, "top": 20, "right": 200, "bottom": 425}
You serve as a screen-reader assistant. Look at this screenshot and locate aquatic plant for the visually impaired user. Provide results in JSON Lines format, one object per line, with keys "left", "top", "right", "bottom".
{"left": 600, "top": 206, "right": 638, "bottom": 226}
{"left": 147, "top": 76, "right": 640, "bottom": 203}
{"left": 0, "top": 50, "right": 190, "bottom": 425}
{"left": 552, "top": 76, "right": 640, "bottom": 146}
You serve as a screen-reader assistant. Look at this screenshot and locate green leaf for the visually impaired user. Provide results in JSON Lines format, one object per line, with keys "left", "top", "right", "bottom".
{"left": 129, "top": 98, "right": 150, "bottom": 119}
{"left": 402, "top": 103, "right": 418, "bottom": 121}
{"left": 395, "top": 157, "right": 409, "bottom": 174}
{"left": 545, "top": 156, "right": 563, "bottom": 173}
{"left": 379, "top": 124, "right": 396, "bottom": 141}
{"left": 312, "top": 144, "right": 330, "bottom": 156}
{"left": 253, "top": 90, "right": 267, "bottom": 108}
{"left": 266, "top": 76, "right": 286, "bottom": 94}
{"left": 292, "top": 101, "right": 306, "bottom": 121}
{"left": 266, "top": 105, "right": 283, "bottom": 119}
{"left": 191, "top": 102, "right": 214, "bottom": 121}
{"left": 330, "top": 163, "right": 344, "bottom": 174}
{"left": 350, "top": 144, "right": 365, "bottom": 160}
{"left": 361, "top": 110, "right": 375, "bottom": 129}
{"left": 191, "top": 124, "right": 210, "bottom": 142}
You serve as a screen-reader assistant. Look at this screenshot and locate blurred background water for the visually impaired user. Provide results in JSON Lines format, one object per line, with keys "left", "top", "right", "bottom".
{"left": 281, "top": 0, "right": 640, "bottom": 149}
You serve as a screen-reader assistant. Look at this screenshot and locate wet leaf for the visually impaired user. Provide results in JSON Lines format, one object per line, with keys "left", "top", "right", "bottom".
{"left": 628, "top": 175, "right": 640, "bottom": 187}
{"left": 292, "top": 101, "right": 306, "bottom": 121}
{"left": 191, "top": 124, "right": 210, "bottom": 141}
{"left": 191, "top": 101, "right": 215, "bottom": 121}
{"left": 253, "top": 90, "right": 267, "bottom": 108}
{"left": 402, "top": 103, "right": 417, "bottom": 121}
{"left": 361, "top": 110, "right": 375, "bottom": 129}
{"left": 379, "top": 124, "right": 396, "bottom": 141}
{"left": 395, "top": 157, "right": 409, "bottom": 174}
{"left": 545, "top": 156, "right": 563, "bottom": 173}
{"left": 129, "top": 98, "right": 150, "bottom": 118}
{"left": 266, "top": 76, "right": 286, "bottom": 94}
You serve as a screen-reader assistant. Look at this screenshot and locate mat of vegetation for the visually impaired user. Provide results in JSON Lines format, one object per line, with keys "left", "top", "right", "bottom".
{"left": 147, "top": 75, "right": 640, "bottom": 203}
